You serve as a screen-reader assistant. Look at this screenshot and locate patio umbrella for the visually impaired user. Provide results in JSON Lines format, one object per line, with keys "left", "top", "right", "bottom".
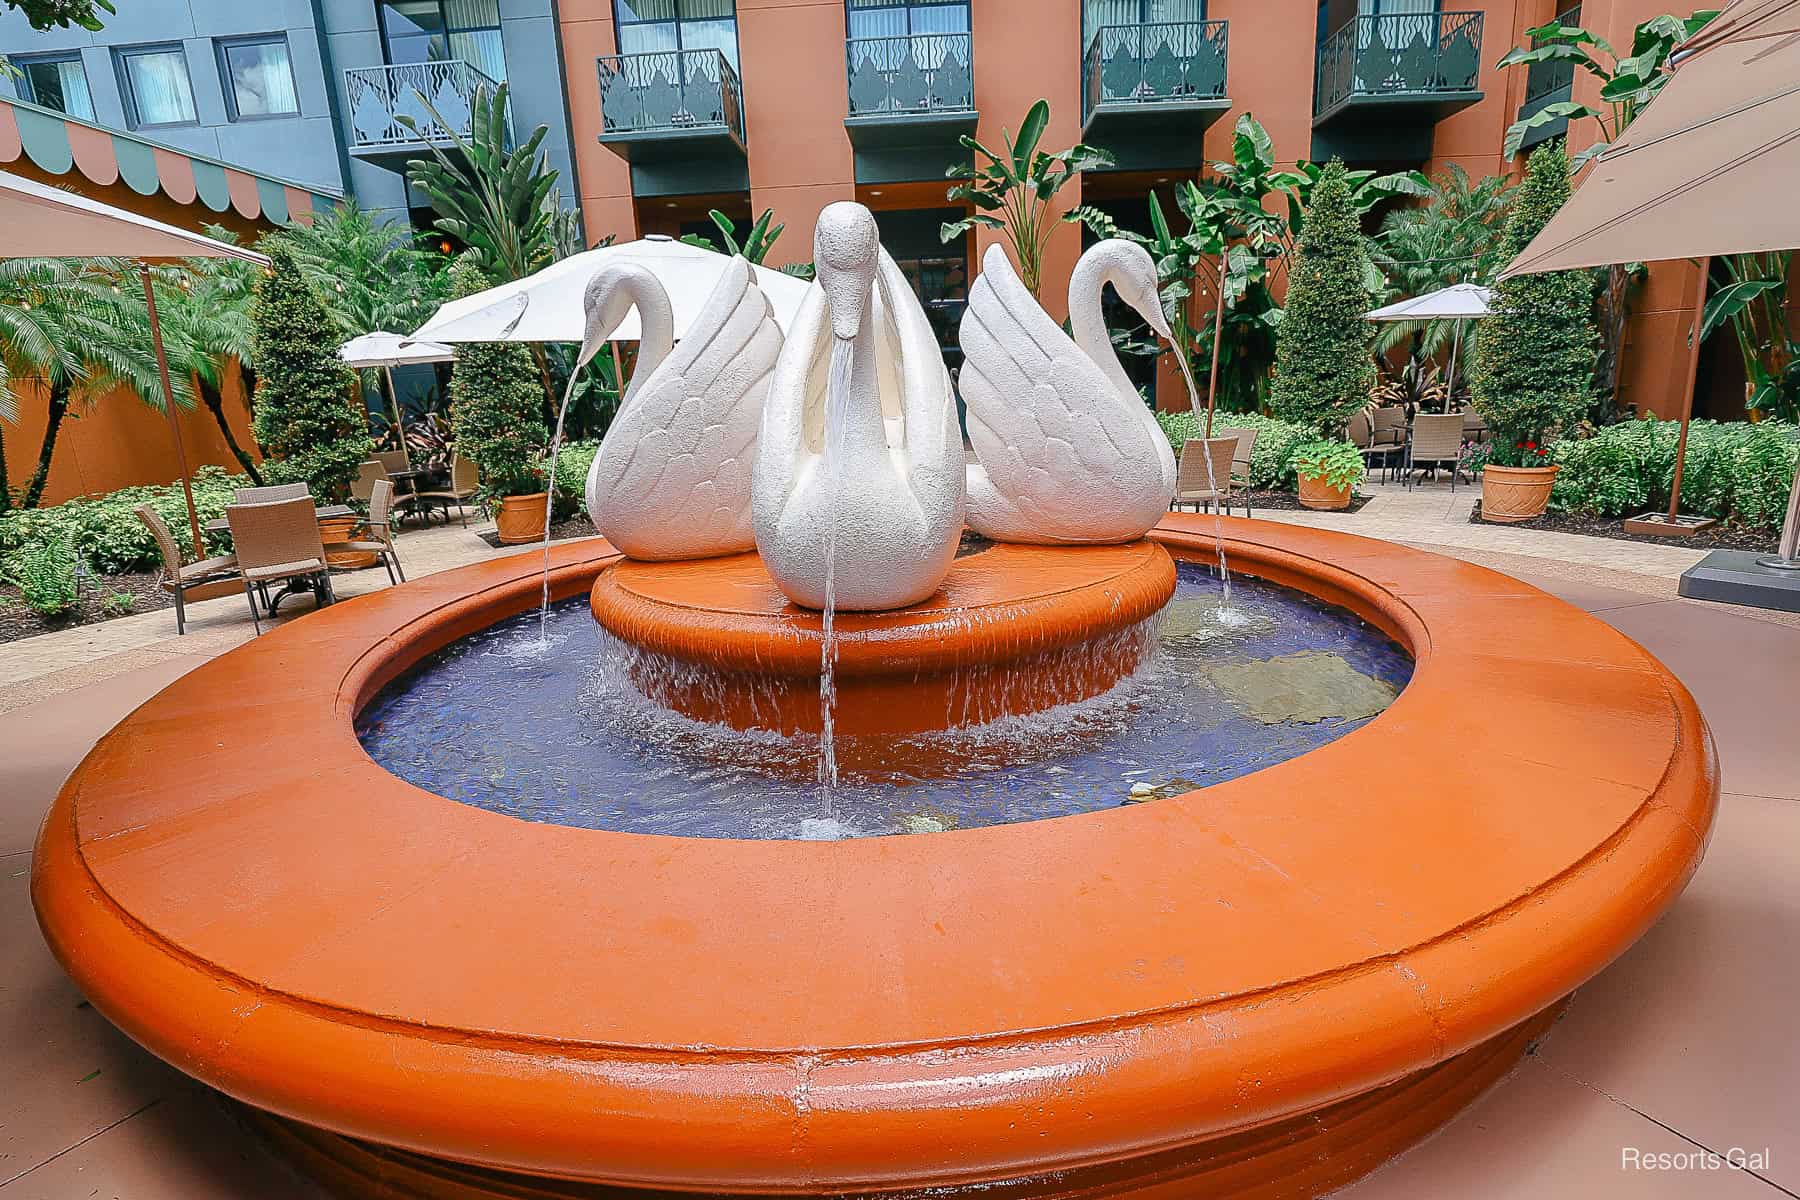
{"left": 1365, "top": 283, "right": 1494, "bottom": 406}
{"left": 0, "top": 169, "right": 270, "bottom": 554}
{"left": 409, "top": 235, "right": 812, "bottom": 345}
{"left": 339, "top": 331, "right": 456, "bottom": 471}
{"left": 1498, "top": 0, "right": 1800, "bottom": 577}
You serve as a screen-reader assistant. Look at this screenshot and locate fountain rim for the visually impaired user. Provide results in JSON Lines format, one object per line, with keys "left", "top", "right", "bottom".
{"left": 30, "top": 517, "right": 1718, "bottom": 1193}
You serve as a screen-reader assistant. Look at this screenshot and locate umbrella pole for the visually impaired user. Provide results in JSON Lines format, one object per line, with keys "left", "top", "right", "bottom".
{"left": 385, "top": 366, "right": 411, "bottom": 471}
{"left": 140, "top": 264, "right": 203, "bottom": 556}
{"left": 1204, "top": 262, "right": 1227, "bottom": 439}
{"left": 1666, "top": 257, "right": 1709, "bottom": 524}
{"left": 1446, "top": 319, "right": 1463, "bottom": 410}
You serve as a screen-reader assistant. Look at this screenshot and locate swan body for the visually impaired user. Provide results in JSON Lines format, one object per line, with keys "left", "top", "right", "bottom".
{"left": 958, "top": 240, "right": 1178, "bottom": 544}
{"left": 752, "top": 202, "right": 964, "bottom": 611}
{"left": 580, "top": 255, "right": 782, "bottom": 560}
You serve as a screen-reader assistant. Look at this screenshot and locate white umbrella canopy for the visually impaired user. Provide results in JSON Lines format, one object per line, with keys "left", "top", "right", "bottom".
{"left": 339, "top": 331, "right": 456, "bottom": 368}
{"left": 1364, "top": 283, "right": 1493, "bottom": 321}
{"left": 410, "top": 235, "right": 812, "bottom": 344}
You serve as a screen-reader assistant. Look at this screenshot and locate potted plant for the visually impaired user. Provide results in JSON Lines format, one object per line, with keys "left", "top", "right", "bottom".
{"left": 1292, "top": 440, "right": 1366, "bottom": 510}
{"left": 1469, "top": 142, "right": 1598, "bottom": 522}
{"left": 444, "top": 256, "right": 550, "bottom": 543}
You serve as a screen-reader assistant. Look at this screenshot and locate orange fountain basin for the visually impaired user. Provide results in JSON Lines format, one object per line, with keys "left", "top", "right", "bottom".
{"left": 589, "top": 539, "right": 1177, "bottom": 744}
{"left": 30, "top": 518, "right": 1717, "bottom": 1198}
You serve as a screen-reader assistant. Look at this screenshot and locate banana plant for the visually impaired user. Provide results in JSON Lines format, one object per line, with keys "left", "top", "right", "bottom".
{"left": 941, "top": 99, "right": 1114, "bottom": 296}
{"left": 680, "top": 208, "right": 784, "bottom": 261}
{"left": 1499, "top": 10, "right": 1719, "bottom": 164}
{"left": 1699, "top": 253, "right": 1797, "bottom": 421}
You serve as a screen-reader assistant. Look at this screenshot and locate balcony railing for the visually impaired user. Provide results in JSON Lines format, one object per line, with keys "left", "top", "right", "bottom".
{"left": 1082, "top": 20, "right": 1228, "bottom": 123}
{"left": 596, "top": 49, "right": 745, "bottom": 142}
{"left": 845, "top": 32, "right": 973, "bottom": 118}
{"left": 1516, "top": 5, "right": 1578, "bottom": 145}
{"left": 1314, "top": 11, "right": 1483, "bottom": 117}
{"left": 344, "top": 60, "right": 498, "bottom": 151}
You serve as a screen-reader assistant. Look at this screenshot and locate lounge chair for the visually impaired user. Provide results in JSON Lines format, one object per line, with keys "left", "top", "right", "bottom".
{"left": 135, "top": 504, "right": 240, "bottom": 636}
{"left": 225, "top": 496, "right": 335, "bottom": 634}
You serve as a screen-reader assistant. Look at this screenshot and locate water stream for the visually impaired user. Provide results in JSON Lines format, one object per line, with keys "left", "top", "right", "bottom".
{"left": 816, "top": 339, "right": 854, "bottom": 795}
{"left": 536, "top": 357, "right": 584, "bottom": 645}
{"left": 1171, "top": 350, "right": 1235, "bottom": 611}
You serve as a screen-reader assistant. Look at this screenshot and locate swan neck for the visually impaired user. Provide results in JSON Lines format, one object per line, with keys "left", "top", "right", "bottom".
{"left": 1069, "top": 252, "right": 1136, "bottom": 401}
{"left": 626, "top": 276, "right": 675, "bottom": 395}
{"left": 823, "top": 306, "right": 889, "bottom": 457}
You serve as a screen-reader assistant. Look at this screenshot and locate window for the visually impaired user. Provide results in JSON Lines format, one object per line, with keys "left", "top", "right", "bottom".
{"left": 115, "top": 44, "right": 197, "bottom": 128}
{"left": 15, "top": 52, "right": 95, "bottom": 120}
{"left": 846, "top": 0, "right": 970, "bottom": 40}
{"left": 217, "top": 35, "right": 299, "bottom": 119}
{"left": 614, "top": 0, "right": 740, "bottom": 70}
{"left": 379, "top": 1, "right": 506, "bottom": 83}
{"left": 1083, "top": 0, "right": 1206, "bottom": 37}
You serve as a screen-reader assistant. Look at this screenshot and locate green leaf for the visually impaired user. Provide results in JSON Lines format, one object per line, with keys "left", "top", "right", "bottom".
{"left": 1011, "top": 99, "right": 1050, "bottom": 181}
{"left": 1700, "top": 278, "right": 1781, "bottom": 342}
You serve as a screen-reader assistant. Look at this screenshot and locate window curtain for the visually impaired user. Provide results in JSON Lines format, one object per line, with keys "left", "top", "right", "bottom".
{"left": 26, "top": 59, "right": 95, "bottom": 119}
{"left": 444, "top": 0, "right": 507, "bottom": 81}
{"left": 126, "top": 50, "right": 196, "bottom": 124}
{"left": 228, "top": 43, "right": 298, "bottom": 116}
{"left": 1359, "top": 0, "right": 1437, "bottom": 49}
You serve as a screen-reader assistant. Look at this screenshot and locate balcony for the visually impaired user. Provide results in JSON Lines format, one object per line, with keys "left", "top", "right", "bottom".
{"left": 1515, "top": 33, "right": 1577, "bottom": 151}
{"left": 1311, "top": 11, "right": 1483, "bottom": 161}
{"left": 1080, "top": 21, "right": 1230, "bottom": 168}
{"left": 595, "top": 49, "right": 747, "bottom": 195}
{"left": 343, "top": 61, "right": 500, "bottom": 168}
{"left": 843, "top": 33, "right": 977, "bottom": 185}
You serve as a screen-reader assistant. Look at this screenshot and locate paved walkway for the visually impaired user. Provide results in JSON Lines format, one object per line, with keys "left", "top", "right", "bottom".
{"left": 3, "top": 489, "right": 1797, "bottom": 1197}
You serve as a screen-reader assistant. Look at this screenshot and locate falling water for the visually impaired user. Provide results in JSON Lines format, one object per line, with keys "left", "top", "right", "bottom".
{"left": 816, "top": 339, "right": 855, "bottom": 794}
{"left": 1171, "top": 350, "right": 1234, "bottom": 611}
{"left": 536, "top": 361, "right": 584, "bottom": 645}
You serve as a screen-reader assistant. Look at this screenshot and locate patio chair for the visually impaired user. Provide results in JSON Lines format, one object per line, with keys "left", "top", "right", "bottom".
{"left": 1172, "top": 437, "right": 1248, "bottom": 517}
{"left": 234, "top": 482, "right": 309, "bottom": 504}
{"left": 1349, "top": 409, "right": 1402, "bottom": 483}
{"left": 337, "top": 479, "right": 407, "bottom": 585}
{"left": 1407, "top": 413, "right": 1467, "bottom": 490}
{"left": 1370, "top": 405, "right": 1407, "bottom": 448}
{"left": 224, "top": 497, "right": 335, "bottom": 635}
{"left": 409, "top": 453, "right": 480, "bottom": 527}
{"left": 135, "top": 504, "right": 240, "bottom": 636}
{"left": 375, "top": 450, "right": 411, "bottom": 477}
{"left": 1462, "top": 410, "right": 1491, "bottom": 445}
{"left": 1228, "top": 426, "right": 1258, "bottom": 496}
{"left": 350, "top": 459, "right": 384, "bottom": 506}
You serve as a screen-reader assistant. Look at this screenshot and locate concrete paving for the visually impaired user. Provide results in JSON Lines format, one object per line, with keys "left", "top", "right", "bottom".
{"left": 3, "top": 489, "right": 1796, "bottom": 1197}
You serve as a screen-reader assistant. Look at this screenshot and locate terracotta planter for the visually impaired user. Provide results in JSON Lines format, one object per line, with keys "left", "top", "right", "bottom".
{"left": 494, "top": 492, "right": 549, "bottom": 544}
{"left": 317, "top": 515, "right": 377, "bottom": 570}
{"left": 1298, "top": 475, "right": 1353, "bottom": 511}
{"left": 1481, "top": 465, "right": 1559, "bottom": 523}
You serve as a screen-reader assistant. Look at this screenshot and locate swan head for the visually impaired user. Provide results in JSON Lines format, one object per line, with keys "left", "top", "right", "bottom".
{"left": 578, "top": 263, "right": 660, "bottom": 369}
{"left": 1097, "top": 239, "right": 1173, "bottom": 343}
{"left": 814, "top": 201, "right": 880, "bottom": 342}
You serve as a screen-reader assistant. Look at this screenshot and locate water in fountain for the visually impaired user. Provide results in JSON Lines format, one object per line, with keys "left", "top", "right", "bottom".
{"left": 816, "top": 338, "right": 855, "bottom": 796}
{"left": 1171, "top": 350, "right": 1235, "bottom": 614}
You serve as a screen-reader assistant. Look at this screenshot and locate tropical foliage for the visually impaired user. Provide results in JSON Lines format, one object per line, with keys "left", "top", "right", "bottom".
{"left": 1153, "top": 410, "right": 1314, "bottom": 490}
{"left": 1291, "top": 440, "right": 1367, "bottom": 491}
{"left": 151, "top": 235, "right": 266, "bottom": 483}
{"left": 250, "top": 243, "right": 369, "bottom": 501}
{"left": 1551, "top": 417, "right": 1797, "bottom": 529}
{"left": 1699, "top": 253, "right": 1798, "bottom": 422}
{"left": 279, "top": 200, "right": 453, "bottom": 341}
{"left": 1470, "top": 143, "right": 1598, "bottom": 466}
{"left": 1270, "top": 161, "right": 1378, "bottom": 437}
{"left": 941, "top": 99, "right": 1113, "bottom": 296}
{"left": 445, "top": 256, "right": 547, "bottom": 500}
{"left": 0, "top": 466, "right": 242, "bottom": 575}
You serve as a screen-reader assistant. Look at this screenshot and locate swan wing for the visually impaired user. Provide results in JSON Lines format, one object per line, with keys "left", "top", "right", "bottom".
{"left": 589, "top": 256, "right": 782, "bottom": 559}
{"left": 959, "top": 245, "right": 1171, "bottom": 542}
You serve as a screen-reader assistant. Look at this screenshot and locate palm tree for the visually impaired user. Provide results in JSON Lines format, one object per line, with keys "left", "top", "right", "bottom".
{"left": 153, "top": 247, "right": 266, "bottom": 484}
{"left": 0, "top": 256, "right": 179, "bottom": 510}
{"left": 279, "top": 200, "right": 451, "bottom": 340}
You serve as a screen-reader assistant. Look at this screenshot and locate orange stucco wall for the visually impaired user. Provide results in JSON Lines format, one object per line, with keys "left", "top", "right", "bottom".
{"left": 559, "top": 3, "right": 639, "bottom": 246}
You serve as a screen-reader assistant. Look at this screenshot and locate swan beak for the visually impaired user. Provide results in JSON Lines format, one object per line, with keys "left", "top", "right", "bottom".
{"left": 815, "top": 201, "right": 880, "bottom": 342}
{"left": 578, "top": 270, "right": 627, "bottom": 368}
{"left": 822, "top": 273, "right": 867, "bottom": 341}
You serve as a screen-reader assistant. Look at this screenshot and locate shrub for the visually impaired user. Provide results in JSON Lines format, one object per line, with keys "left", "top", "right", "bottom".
{"left": 1155, "top": 411, "right": 1313, "bottom": 489}
{"left": 6, "top": 536, "right": 78, "bottom": 616}
{"left": 1269, "top": 160, "right": 1378, "bottom": 437}
{"left": 551, "top": 438, "right": 598, "bottom": 520}
{"left": 1470, "top": 143, "right": 1598, "bottom": 466}
{"left": 251, "top": 241, "right": 370, "bottom": 502}
{"left": 0, "top": 467, "right": 243, "bottom": 576}
{"left": 447, "top": 256, "right": 548, "bottom": 501}
{"left": 1550, "top": 417, "right": 1797, "bottom": 529}
{"left": 1291, "top": 440, "right": 1368, "bottom": 491}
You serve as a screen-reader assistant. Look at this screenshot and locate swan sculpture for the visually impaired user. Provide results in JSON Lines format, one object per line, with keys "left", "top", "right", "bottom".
{"left": 579, "top": 255, "right": 783, "bottom": 560}
{"left": 752, "top": 202, "right": 964, "bottom": 611}
{"left": 958, "top": 240, "right": 1179, "bottom": 544}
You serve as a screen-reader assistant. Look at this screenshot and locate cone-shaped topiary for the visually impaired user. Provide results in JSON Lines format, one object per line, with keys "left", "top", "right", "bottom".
{"left": 446, "top": 255, "right": 547, "bottom": 499}
{"left": 1269, "top": 159, "right": 1377, "bottom": 438}
{"left": 250, "top": 241, "right": 368, "bottom": 501}
{"left": 1470, "top": 141, "right": 1597, "bottom": 466}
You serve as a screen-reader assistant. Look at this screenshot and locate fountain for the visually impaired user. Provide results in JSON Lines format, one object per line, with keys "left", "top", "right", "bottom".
{"left": 30, "top": 203, "right": 1718, "bottom": 1198}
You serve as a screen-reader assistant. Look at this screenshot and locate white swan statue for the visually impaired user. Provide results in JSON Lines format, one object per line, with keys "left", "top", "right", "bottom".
{"left": 579, "top": 255, "right": 783, "bottom": 560}
{"left": 751, "top": 202, "right": 964, "bottom": 611}
{"left": 957, "top": 240, "right": 1179, "bottom": 544}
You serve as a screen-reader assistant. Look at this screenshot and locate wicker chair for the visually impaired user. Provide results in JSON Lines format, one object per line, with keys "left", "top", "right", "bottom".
{"left": 1227, "top": 426, "right": 1258, "bottom": 496}
{"left": 234, "top": 482, "right": 309, "bottom": 504}
{"left": 409, "top": 453, "right": 480, "bottom": 526}
{"left": 338, "top": 479, "right": 406, "bottom": 585}
{"left": 134, "top": 505, "right": 240, "bottom": 636}
{"left": 1407, "top": 413, "right": 1467, "bottom": 490}
{"left": 375, "top": 449, "right": 411, "bottom": 477}
{"left": 1350, "top": 408, "right": 1403, "bottom": 483}
{"left": 1172, "top": 437, "right": 1248, "bottom": 517}
{"left": 1462, "top": 409, "right": 1491, "bottom": 445}
{"left": 224, "top": 497, "right": 335, "bottom": 634}
{"left": 350, "top": 460, "right": 384, "bottom": 506}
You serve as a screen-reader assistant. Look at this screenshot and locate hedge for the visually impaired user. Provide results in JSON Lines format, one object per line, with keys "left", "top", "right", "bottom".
{"left": 0, "top": 466, "right": 245, "bottom": 577}
{"left": 1550, "top": 417, "right": 1797, "bottom": 529}
{"left": 1155, "top": 411, "right": 1314, "bottom": 489}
